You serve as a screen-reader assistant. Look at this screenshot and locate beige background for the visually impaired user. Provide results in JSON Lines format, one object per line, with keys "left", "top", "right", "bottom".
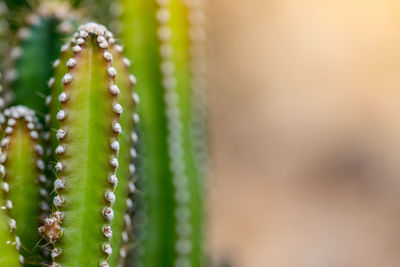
{"left": 207, "top": 1, "right": 400, "bottom": 266}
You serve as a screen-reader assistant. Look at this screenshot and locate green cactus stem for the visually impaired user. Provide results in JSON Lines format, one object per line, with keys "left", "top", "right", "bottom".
{"left": 121, "top": 1, "right": 174, "bottom": 265}
{"left": 40, "top": 22, "right": 136, "bottom": 267}
{"left": 121, "top": 0, "right": 208, "bottom": 266}
{"left": 0, "top": 106, "right": 46, "bottom": 264}
{"left": 11, "top": 1, "right": 79, "bottom": 117}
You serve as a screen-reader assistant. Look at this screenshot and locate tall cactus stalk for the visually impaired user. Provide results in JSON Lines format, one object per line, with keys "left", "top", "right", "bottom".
{"left": 120, "top": 0, "right": 208, "bottom": 266}
{"left": 0, "top": 106, "right": 46, "bottom": 265}
{"left": 40, "top": 22, "right": 137, "bottom": 267}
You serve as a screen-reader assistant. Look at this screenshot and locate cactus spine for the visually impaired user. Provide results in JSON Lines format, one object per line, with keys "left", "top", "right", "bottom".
{"left": 0, "top": 106, "right": 45, "bottom": 265}
{"left": 121, "top": 0, "right": 208, "bottom": 266}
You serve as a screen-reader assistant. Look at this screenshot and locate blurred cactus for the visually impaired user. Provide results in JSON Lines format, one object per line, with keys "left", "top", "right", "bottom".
{"left": 11, "top": 1, "right": 79, "bottom": 117}
{"left": 120, "top": 0, "right": 208, "bottom": 266}
{"left": 0, "top": 0, "right": 208, "bottom": 266}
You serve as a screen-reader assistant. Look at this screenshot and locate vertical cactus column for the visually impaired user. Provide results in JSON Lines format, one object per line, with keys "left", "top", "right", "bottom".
{"left": 121, "top": 0, "right": 208, "bottom": 266}
{"left": 11, "top": 1, "right": 78, "bottom": 116}
{"left": 40, "top": 22, "right": 136, "bottom": 267}
{"left": 0, "top": 106, "right": 46, "bottom": 264}
{"left": 121, "top": 0, "right": 175, "bottom": 265}
{"left": 167, "top": 1, "right": 208, "bottom": 266}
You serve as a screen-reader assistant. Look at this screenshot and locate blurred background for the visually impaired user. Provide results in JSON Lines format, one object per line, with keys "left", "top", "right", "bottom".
{"left": 207, "top": 0, "right": 400, "bottom": 266}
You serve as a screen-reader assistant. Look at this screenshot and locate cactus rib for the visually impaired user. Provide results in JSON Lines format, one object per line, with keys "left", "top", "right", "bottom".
{"left": 120, "top": 0, "right": 208, "bottom": 265}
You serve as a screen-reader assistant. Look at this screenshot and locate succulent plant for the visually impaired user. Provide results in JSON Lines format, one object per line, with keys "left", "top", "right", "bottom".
{"left": 0, "top": 0, "right": 208, "bottom": 266}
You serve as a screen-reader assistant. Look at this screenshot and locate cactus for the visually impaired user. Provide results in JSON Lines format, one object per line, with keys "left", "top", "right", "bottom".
{"left": 39, "top": 22, "right": 137, "bottom": 267}
{"left": 0, "top": 106, "right": 46, "bottom": 265}
{"left": 120, "top": 0, "right": 208, "bottom": 266}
